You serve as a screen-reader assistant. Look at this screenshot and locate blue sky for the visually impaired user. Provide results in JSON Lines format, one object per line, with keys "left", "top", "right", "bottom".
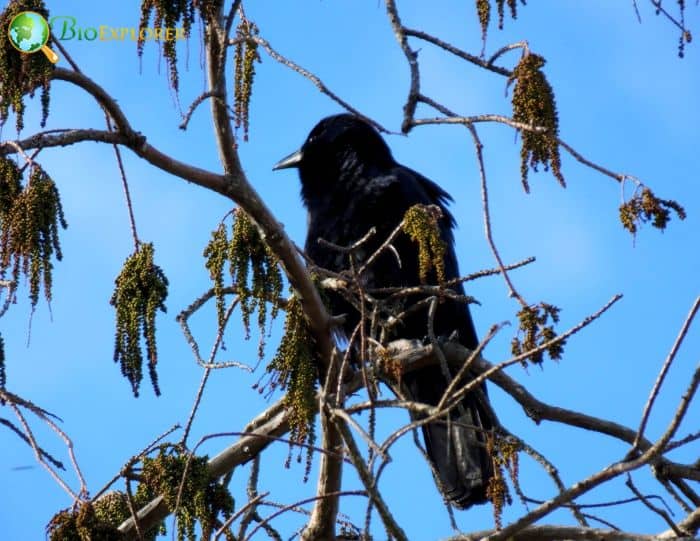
{"left": 2, "top": 1, "right": 699, "bottom": 540}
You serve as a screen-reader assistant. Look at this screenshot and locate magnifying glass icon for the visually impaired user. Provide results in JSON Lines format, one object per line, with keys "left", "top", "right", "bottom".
{"left": 7, "top": 11, "right": 59, "bottom": 64}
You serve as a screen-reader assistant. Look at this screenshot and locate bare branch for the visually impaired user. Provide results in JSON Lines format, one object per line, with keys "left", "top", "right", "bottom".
{"left": 8, "top": 401, "right": 80, "bottom": 501}
{"left": 633, "top": 296, "right": 700, "bottom": 450}
{"left": 487, "top": 362, "right": 700, "bottom": 540}
{"left": 332, "top": 408, "right": 385, "bottom": 459}
{"left": 502, "top": 429, "right": 589, "bottom": 527}
{"left": 661, "top": 507, "right": 700, "bottom": 539}
{"left": 626, "top": 474, "right": 687, "bottom": 537}
{"left": 385, "top": 0, "right": 420, "bottom": 132}
{"left": 216, "top": 492, "right": 268, "bottom": 540}
{"left": 0, "top": 416, "right": 64, "bottom": 469}
{"left": 178, "top": 90, "right": 226, "bottom": 130}
{"left": 404, "top": 27, "right": 512, "bottom": 77}
{"left": 335, "top": 418, "right": 408, "bottom": 541}
{"left": 447, "top": 525, "right": 669, "bottom": 541}
{"left": 303, "top": 360, "right": 345, "bottom": 540}
{"left": 118, "top": 399, "right": 289, "bottom": 537}
{"left": 249, "top": 36, "right": 389, "bottom": 134}
{"left": 243, "top": 491, "right": 367, "bottom": 541}
{"left": 486, "top": 41, "right": 530, "bottom": 67}
{"left": 91, "top": 424, "right": 180, "bottom": 502}
{"left": 367, "top": 256, "right": 536, "bottom": 295}
{"left": 411, "top": 114, "right": 634, "bottom": 186}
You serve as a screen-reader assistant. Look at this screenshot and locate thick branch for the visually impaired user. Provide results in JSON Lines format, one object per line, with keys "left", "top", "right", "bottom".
{"left": 301, "top": 405, "right": 343, "bottom": 540}
{"left": 118, "top": 399, "right": 289, "bottom": 537}
{"left": 204, "top": 3, "right": 244, "bottom": 177}
{"left": 446, "top": 525, "right": 676, "bottom": 541}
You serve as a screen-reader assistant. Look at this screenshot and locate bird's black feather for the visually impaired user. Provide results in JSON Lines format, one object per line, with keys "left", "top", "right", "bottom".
{"left": 277, "top": 113, "right": 495, "bottom": 509}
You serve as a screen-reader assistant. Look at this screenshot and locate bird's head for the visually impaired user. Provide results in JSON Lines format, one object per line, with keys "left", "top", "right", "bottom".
{"left": 273, "top": 114, "right": 394, "bottom": 202}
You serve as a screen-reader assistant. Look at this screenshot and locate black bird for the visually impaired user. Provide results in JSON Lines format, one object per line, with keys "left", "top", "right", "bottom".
{"left": 273, "top": 113, "right": 494, "bottom": 509}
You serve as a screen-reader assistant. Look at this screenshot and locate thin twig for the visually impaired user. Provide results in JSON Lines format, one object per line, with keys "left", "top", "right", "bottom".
{"left": 448, "top": 525, "right": 666, "bottom": 541}
{"left": 648, "top": 0, "right": 688, "bottom": 32}
{"left": 367, "top": 256, "right": 536, "bottom": 295}
{"left": 633, "top": 296, "right": 700, "bottom": 450}
{"left": 487, "top": 41, "right": 529, "bottom": 66}
{"left": 335, "top": 418, "right": 408, "bottom": 541}
{"left": 422, "top": 102, "right": 531, "bottom": 307}
{"left": 318, "top": 227, "right": 377, "bottom": 254}
{"left": 216, "top": 492, "right": 268, "bottom": 540}
{"left": 242, "top": 491, "right": 367, "bottom": 541}
{"left": 0, "top": 416, "right": 65, "bottom": 469}
{"left": 236, "top": 455, "right": 264, "bottom": 540}
{"left": 437, "top": 322, "right": 505, "bottom": 411}
{"left": 107, "top": 114, "right": 140, "bottom": 250}
{"left": 374, "top": 293, "right": 623, "bottom": 466}
{"left": 409, "top": 114, "right": 640, "bottom": 186}
{"left": 176, "top": 287, "right": 259, "bottom": 370}
{"left": 124, "top": 479, "right": 145, "bottom": 541}
{"left": 358, "top": 220, "right": 404, "bottom": 276}
{"left": 54, "top": 37, "right": 141, "bottom": 249}
{"left": 179, "top": 90, "right": 225, "bottom": 130}
{"left": 9, "top": 402, "right": 79, "bottom": 501}
{"left": 91, "top": 424, "right": 180, "bottom": 502}
{"left": 181, "top": 295, "right": 245, "bottom": 445}
{"left": 331, "top": 408, "right": 385, "bottom": 459}
{"left": 405, "top": 27, "right": 512, "bottom": 77}
{"left": 488, "top": 360, "right": 700, "bottom": 540}
{"left": 626, "top": 474, "right": 685, "bottom": 537}
{"left": 249, "top": 35, "right": 389, "bottom": 133}
{"left": 501, "top": 428, "right": 589, "bottom": 527}
{"left": 632, "top": 0, "right": 643, "bottom": 23}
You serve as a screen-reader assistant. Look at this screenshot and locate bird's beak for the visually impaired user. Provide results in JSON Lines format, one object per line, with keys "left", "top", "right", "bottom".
{"left": 272, "top": 149, "right": 303, "bottom": 171}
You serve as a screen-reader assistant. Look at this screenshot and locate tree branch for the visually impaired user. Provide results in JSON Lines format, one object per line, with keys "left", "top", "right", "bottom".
{"left": 1, "top": 64, "right": 337, "bottom": 378}
{"left": 385, "top": 0, "right": 420, "bottom": 132}
{"left": 633, "top": 296, "right": 700, "bottom": 450}
{"left": 446, "top": 525, "right": 674, "bottom": 541}
{"left": 335, "top": 418, "right": 408, "bottom": 541}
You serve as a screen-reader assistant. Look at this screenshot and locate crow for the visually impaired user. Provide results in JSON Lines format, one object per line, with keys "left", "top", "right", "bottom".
{"left": 273, "top": 113, "right": 494, "bottom": 509}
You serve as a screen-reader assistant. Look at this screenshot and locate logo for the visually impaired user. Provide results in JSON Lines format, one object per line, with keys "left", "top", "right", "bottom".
{"left": 7, "top": 13, "right": 187, "bottom": 64}
{"left": 7, "top": 11, "right": 59, "bottom": 63}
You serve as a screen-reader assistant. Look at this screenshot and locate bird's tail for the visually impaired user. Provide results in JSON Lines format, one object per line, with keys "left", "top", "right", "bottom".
{"left": 403, "top": 366, "right": 494, "bottom": 509}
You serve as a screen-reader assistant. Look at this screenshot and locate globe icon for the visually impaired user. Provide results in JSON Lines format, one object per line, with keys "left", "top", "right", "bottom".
{"left": 8, "top": 11, "right": 59, "bottom": 63}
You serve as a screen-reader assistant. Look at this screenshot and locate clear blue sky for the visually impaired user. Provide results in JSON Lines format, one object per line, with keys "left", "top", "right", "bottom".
{"left": 2, "top": 1, "right": 699, "bottom": 539}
